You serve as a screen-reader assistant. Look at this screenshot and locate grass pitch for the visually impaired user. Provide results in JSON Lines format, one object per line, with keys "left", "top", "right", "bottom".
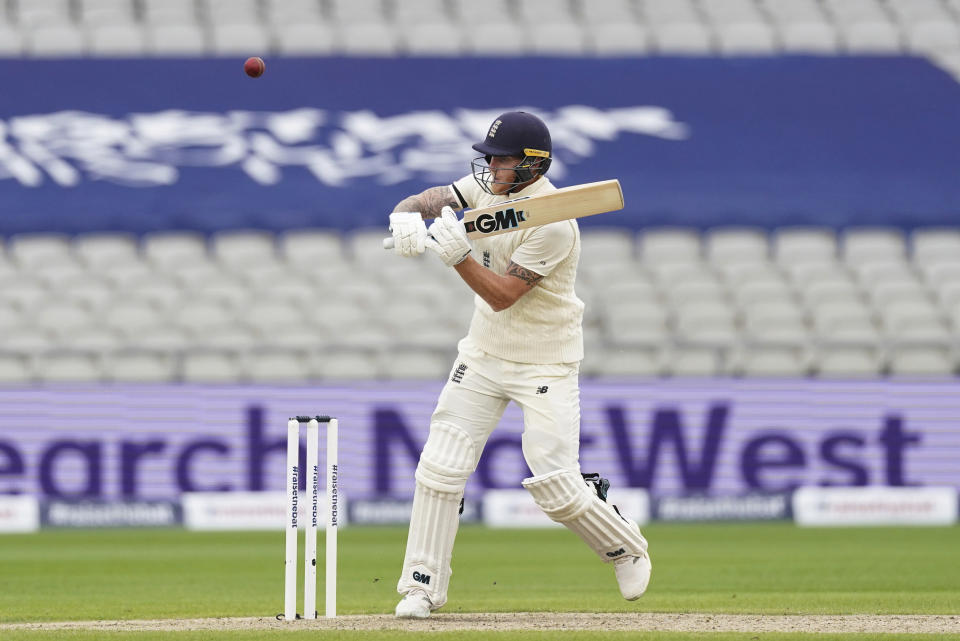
{"left": 0, "top": 523, "right": 958, "bottom": 640}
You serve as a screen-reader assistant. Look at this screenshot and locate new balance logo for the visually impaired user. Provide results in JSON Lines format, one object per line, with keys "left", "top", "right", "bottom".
{"left": 451, "top": 363, "right": 467, "bottom": 383}
{"left": 536, "top": 386, "right": 549, "bottom": 394}
{"left": 606, "top": 548, "right": 626, "bottom": 558}
{"left": 412, "top": 571, "right": 431, "bottom": 585}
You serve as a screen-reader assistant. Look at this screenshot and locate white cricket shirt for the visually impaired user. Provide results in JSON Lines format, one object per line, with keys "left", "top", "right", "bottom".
{"left": 450, "top": 174, "right": 584, "bottom": 365}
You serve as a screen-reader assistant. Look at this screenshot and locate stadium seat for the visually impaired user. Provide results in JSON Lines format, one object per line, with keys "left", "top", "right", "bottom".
{"left": 0, "top": 276, "right": 49, "bottom": 311}
{"left": 402, "top": 23, "right": 468, "bottom": 55}
{"left": 888, "top": 345, "right": 954, "bottom": 376}
{"left": 147, "top": 24, "right": 208, "bottom": 55}
{"left": 329, "top": 0, "right": 387, "bottom": 23}
{"left": 912, "top": 228, "right": 960, "bottom": 264}
{"left": 171, "top": 300, "right": 234, "bottom": 333}
{"left": 664, "top": 346, "right": 722, "bottom": 376}
{"left": 0, "top": 354, "right": 33, "bottom": 383}
{"left": 101, "top": 301, "right": 163, "bottom": 335}
{"left": 665, "top": 276, "right": 727, "bottom": 307}
{"left": 211, "top": 230, "right": 278, "bottom": 268}
{"left": 674, "top": 301, "right": 739, "bottom": 346}
{"left": 133, "top": 325, "right": 194, "bottom": 351}
{"left": 244, "top": 349, "right": 313, "bottom": 383}
{"left": 210, "top": 24, "right": 271, "bottom": 56}
{"left": 256, "top": 322, "right": 324, "bottom": 350}
{"left": 638, "top": 228, "right": 701, "bottom": 264}
{"left": 905, "top": 21, "right": 960, "bottom": 54}
{"left": 274, "top": 23, "right": 336, "bottom": 55}
{"left": 452, "top": 0, "right": 515, "bottom": 25}
{"left": 0, "top": 25, "right": 24, "bottom": 55}
{"left": 780, "top": 21, "right": 841, "bottom": 52}
{"left": 644, "top": 0, "right": 701, "bottom": 23}
{"left": 843, "top": 227, "right": 907, "bottom": 263}
{"left": 0, "top": 306, "right": 24, "bottom": 333}
{"left": 815, "top": 345, "right": 883, "bottom": 377}
{"left": 467, "top": 22, "right": 528, "bottom": 55}
{"left": 812, "top": 300, "right": 880, "bottom": 343}
{"left": 187, "top": 275, "right": 250, "bottom": 310}
{"left": 336, "top": 323, "right": 392, "bottom": 350}
{"left": 26, "top": 23, "right": 86, "bottom": 58}
{"left": 381, "top": 349, "right": 450, "bottom": 380}
{"left": 89, "top": 24, "right": 148, "bottom": 55}
{"left": 773, "top": 227, "right": 838, "bottom": 265}
{"left": 716, "top": 22, "right": 779, "bottom": 54}
{"left": 393, "top": 0, "right": 452, "bottom": 24}
{"left": 104, "top": 351, "right": 177, "bottom": 383}
{"left": 733, "top": 279, "right": 796, "bottom": 309}
{"left": 34, "top": 353, "right": 103, "bottom": 383}
{"left": 704, "top": 227, "right": 769, "bottom": 264}
{"left": 181, "top": 350, "right": 242, "bottom": 382}
{"left": 762, "top": 0, "right": 828, "bottom": 23}
{"left": 143, "top": 231, "right": 208, "bottom": 268}
{"left": 842, "top": 20, "right": 903, "bottom": 53}
{"left": 16, "top": 0, "right": 72, "bottom": 27}
{"left": 588, "top": 22, "right": 651, "bottom": 55}
{"left": 582, "top": 0, "right": 640, "bottom": 25}
{"left": 31, "top": 303, "right": 96, "bottom": 338}
{"left": 195, "top": 323, "right": 260, "bottom": 351}
{"left": 529, "top": 23, "right": 589, "bottom": 55}
{"left": 121, "top": 275, "right": 184, "bottom": 312}
{"left": 141, "top": 0, "right": 198, "bottom": 25}
{"left": 78, "top": 0, "right": 137, "bottom": 25}
{"left": 653, "top": 22, "right": 715, "bottom": 54}
{"left": 337, "top": 23, "right": 400, "bottom": 55}
{"left": 585, "top": 346, "right": 661, "bottom": 377}
{"left": 205, "top": 0, "right": 260, "bottom": 25}
{"left": 73, "top": 233, "right": 140, "bottom": 269}
{"left": 264, "top": 0, "right": 322, "bottom": 24}
{"left": 314, "top": 349, "right": 381, "bottom": 379}
{"left": 0, "top": 327, "right": 57, "bottom": 353}
{"left": 737, "top": 345, "right": 809, "bottom": 376}
{"left": 8, "top": 234, "right": 74, "bottom": 269}
{"left": 64, "top": 326, "right": 123, "bottom": 351}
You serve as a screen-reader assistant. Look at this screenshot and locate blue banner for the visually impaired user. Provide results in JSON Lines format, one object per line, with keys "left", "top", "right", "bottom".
{"left": 0, "top": 56, "right": 957, "bottom": 234}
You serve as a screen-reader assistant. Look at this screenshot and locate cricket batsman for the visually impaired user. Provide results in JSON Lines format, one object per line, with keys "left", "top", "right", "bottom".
{"left": 387, "top": 111, "right": 651, "bottom": 619}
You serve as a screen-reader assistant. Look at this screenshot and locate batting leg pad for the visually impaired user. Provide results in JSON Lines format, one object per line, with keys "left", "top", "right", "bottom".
{"left": 397, "top": 421, "right": 477, "bottom": 608}
{"left": 522, "top": 469, "right": 648, "bottom": 563}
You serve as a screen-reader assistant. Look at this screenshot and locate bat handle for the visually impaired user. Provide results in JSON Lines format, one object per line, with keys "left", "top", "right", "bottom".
{"left": 382, "top": 237, "right": 395, "bottom": 250}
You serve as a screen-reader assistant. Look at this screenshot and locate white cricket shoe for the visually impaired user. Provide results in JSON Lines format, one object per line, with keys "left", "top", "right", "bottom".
{"left": 395, "top": 589, "right": 436, "bottom": 619}
{"left": 614, "top": 551, "right": 652, "bottom": 601}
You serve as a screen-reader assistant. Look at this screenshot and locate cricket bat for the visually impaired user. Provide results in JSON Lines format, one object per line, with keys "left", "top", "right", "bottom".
{"left": 382, "top": 179, "right": 623, "bottom": 249}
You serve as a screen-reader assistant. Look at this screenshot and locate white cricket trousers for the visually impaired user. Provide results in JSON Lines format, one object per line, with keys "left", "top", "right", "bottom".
{"left": 396, "top": 339, "right": 582, "bottom": 606}
{"left": 436, "top": 338, "right": 583, "bottom": 476}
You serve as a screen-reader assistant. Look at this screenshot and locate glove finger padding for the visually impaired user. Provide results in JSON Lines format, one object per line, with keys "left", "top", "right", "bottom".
{"left": 426, "top": 208, "right": 471, "bottom": 266}
{"left": 389, "top": 212, "right": 427, "bottom": 257}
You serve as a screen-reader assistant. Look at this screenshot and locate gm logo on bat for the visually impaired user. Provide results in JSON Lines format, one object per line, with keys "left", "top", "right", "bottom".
{"left": 465, "top": 207, "right": 527, "bottom": 234}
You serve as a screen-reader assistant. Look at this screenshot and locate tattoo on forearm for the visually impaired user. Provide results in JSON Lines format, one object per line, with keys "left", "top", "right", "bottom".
{"left": 392, "top": 196, "right": 421, "bottom": 214}
{"left": 419, "top": 186, "right": 460, "bottom": 219}
{"left": 392, "top": 186, "right": 459, "bottom": 219}
{"left": 506, "top": 262, "right": 544, "bottom": 288}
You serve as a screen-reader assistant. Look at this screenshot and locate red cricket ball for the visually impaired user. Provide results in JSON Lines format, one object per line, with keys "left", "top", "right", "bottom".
{"left": 244, "top": 57, "right": 265, "bottom": 78}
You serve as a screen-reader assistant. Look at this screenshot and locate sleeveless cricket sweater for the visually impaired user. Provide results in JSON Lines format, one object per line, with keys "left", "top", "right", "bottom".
{"left": 451, "top": 175, "right": 585, "bottom": 365}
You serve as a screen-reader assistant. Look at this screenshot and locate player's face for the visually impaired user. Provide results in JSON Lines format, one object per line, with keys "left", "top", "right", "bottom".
{"left": 488, "top": 155, "right": 522, "bottom": 194}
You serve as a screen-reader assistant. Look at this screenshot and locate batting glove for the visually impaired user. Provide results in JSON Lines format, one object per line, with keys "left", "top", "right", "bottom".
{"left": 426, "top": 207, "right": 472, "bottom": 266}
{"left": 389, "top": 211, "right": 427, "bottom": 257}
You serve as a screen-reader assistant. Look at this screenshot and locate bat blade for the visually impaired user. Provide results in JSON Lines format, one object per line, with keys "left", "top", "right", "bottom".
{"left": 382, "top": 179, "right": 623, "bottom": 249}
{"left": 460, "top": 179, "right": 624, "bottom": 239}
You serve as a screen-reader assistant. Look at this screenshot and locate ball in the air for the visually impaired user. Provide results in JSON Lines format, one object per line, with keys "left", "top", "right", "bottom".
{"left": 244, "top": 57, "right": 265, "bottom": 78}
